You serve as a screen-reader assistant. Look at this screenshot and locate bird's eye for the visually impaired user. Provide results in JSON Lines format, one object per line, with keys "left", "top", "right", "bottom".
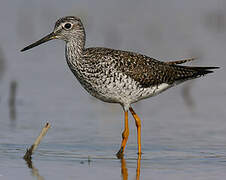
{"left": 64, "top": 23, "right": 72, "bottom": 30}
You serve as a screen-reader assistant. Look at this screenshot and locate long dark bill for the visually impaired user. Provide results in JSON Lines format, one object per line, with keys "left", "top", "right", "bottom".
{"left": 21, "top": 32, "right": 56, "bottom": 52}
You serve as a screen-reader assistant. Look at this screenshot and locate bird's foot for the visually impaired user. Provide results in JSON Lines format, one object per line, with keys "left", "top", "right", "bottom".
{"left": 137, "top": 152, "right": 143, "bottom": 157}
{"left": 116, "top": 147, "right": 124, "bottom": 159}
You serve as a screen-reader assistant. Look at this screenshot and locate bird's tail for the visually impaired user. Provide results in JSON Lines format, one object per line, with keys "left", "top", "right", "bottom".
{"left": 188, "top": 66, "right": 219, "bottom": 76}
{"left": 171, "top": 65, "right": 219, "bottom": 83}
{"left": 166, "top": 57, "right": 219, "bottom": 81}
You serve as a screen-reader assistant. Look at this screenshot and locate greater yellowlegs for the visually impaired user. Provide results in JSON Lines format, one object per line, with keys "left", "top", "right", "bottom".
{"left": 21, "top": 16, "right": 219, "bottom": 157}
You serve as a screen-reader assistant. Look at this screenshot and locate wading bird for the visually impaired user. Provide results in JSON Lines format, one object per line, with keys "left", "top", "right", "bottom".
{"left": 21, "top": 16, "right": 218, "bottom": 158}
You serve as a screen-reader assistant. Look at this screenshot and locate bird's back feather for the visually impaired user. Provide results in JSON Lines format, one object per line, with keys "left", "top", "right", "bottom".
{"left": 84, "top": 47, "right": 219, "bottom": 88}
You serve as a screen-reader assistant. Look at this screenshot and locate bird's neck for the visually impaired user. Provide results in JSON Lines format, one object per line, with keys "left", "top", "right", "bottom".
{"left": 65, "top": 32, "right": 86, "bottom": 68}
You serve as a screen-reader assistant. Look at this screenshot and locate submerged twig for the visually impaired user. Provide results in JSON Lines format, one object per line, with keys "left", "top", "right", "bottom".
{"left": 24, "top": 122, "right": 51, "bottom": 160}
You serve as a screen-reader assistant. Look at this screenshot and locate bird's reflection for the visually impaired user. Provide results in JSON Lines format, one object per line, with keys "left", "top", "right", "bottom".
{"left": 120, "top": 157, "right": 128, "bottom": 180}
{"left": 120, "top": 155, "right": 141, "bottom": 180}
{"left": 24, "top": 151, "right": 140, "bottom": 180}
{"left": 24, "top": 158, "right": 45, "bottom": 180}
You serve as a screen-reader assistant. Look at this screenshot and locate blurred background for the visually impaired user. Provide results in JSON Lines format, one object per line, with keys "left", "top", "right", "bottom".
{"left": 0, "top": 0, "right": 225, "bottom": 179}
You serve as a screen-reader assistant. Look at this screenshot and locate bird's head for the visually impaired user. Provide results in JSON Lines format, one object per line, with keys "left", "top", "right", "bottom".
{"left": 21, "top": 16, "right": 84, "bottom": 52}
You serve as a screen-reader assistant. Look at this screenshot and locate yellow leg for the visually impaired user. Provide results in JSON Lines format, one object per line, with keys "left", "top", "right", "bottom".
{"left": 129, "top": 107, "right": 142, "bottom": 155}
{"left": 117, "top": 111, "right": 129, "bottom": 158}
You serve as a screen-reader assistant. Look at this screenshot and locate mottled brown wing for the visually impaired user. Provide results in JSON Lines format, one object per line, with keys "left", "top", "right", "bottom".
{"left": 85, "top": 48, "right": 218, "bottom": 88}
{"left": 109, "top": 50, "right": 218, "bottom": 87}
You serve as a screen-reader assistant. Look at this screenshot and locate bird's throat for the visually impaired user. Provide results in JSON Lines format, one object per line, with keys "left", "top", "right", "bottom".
{"left": 65, "top": 38, "right": 85, "bottom": 68}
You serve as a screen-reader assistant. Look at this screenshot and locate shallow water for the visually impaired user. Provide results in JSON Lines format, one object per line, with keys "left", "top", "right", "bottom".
{"left": 1, "top": 0, "right": 226, "bottom": 179}
{"left": 1, "top": 96, "right": 226, "bottom": 180}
